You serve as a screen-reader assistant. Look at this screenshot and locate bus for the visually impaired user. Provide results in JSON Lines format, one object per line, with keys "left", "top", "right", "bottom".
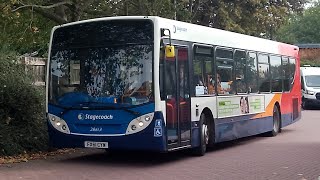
{"left": 46, "top": 16, "right": 301, "bottom": 156}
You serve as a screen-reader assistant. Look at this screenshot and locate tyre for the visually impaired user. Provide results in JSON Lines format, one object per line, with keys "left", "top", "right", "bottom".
{"left": 192, "top": 113, "right": 208, "bottom": 156}
{"left": 266, "top": 105, "right": 281, "bottom": 137}
{"left": 301, "top": 98, "right": 309, "bottom": 110}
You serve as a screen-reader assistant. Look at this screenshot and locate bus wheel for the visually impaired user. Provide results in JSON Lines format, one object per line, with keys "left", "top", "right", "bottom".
{"left": 266, "top": 106, "right": 281, "bottom": 137}
{"left": 192, "top": 113, "right": 208, "bottom": 156}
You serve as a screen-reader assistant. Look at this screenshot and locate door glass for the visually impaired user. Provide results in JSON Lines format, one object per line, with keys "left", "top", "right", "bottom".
{"left": 165, "top": 54, "right": 178, "bottom": 143}
{"left": 165, "top": 46, "right": 191, "bottom": 145}
{"left": 177, "top": 47, "right": 190, "bottom": 142}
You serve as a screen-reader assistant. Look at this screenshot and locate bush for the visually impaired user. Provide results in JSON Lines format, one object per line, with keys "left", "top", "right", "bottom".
{"left": 0, "top": 49, "right": 48, "bottom": 156}
{"left": 300, "top": 59, "right": 320, "bottom": 67}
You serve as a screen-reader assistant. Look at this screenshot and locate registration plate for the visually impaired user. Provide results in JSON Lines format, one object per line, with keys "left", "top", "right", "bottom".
{"left": 84, "top": 141, "right": 108, "bottom": 149}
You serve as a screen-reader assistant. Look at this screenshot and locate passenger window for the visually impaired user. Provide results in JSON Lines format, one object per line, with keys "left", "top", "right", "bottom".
{"left": 282, "top": 57, "right": 290, "bottom": 92}
{"left": 289, "top": 58, "right": 296, "bottom": 90}
{"left": 234, "top": 50, "right": 247, "bottom": 93}
{"left": 247, "top": 52, "right": 258, "bottom": 93}
{"left": 216, "top": 48, "right": 234, "bottom": 95}
{"left": 193, "top": 46, "right": 213, "bottom": 96}
{"left": 270, "top": 56, "right": 282, "bottom": 92}
{"left": 258, "top": 54, "right": 270, "bottom": 92}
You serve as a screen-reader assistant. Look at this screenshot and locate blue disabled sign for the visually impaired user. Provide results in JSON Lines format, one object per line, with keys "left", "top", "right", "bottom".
{"left": 154, "top": 128, "right": 162, "bottom": 137}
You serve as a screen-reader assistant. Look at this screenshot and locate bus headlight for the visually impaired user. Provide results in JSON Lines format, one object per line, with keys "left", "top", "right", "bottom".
{"left": 47, "top": 113, "right": 71, "bottom": 134}
{"left": 126, "top": 113, "right": 154, "bottom": 135}
{"left": 145, "top": 116, "right": 151, "bottom": 121}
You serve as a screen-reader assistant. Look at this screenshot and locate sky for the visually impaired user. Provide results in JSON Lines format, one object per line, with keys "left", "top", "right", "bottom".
{"left": 306, "top": 0, "right": 317, "bottom": 8}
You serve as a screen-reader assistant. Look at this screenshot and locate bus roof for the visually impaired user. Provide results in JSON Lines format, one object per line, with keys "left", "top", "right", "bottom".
{"left": 53, "top": 16, "right": 298, "bottom": 57}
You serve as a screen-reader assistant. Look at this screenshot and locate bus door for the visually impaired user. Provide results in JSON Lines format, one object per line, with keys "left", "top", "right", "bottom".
{"left": 164, "top": 46, "right": 191, "bottom": 149}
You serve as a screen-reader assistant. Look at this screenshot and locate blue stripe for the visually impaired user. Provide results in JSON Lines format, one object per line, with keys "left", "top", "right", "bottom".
{"left": 282, "top": 112, "right": 301, "bottom": 127}
{"left": 191, "top": 121, "right": 200, "bottom": 147}
{"left": 215, "top": 116, "right": 273, "bottom": 142}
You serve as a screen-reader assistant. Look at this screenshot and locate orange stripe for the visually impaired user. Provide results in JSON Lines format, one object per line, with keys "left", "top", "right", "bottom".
{"left": 253, "top": 94, "right": 281, "bottom": 119}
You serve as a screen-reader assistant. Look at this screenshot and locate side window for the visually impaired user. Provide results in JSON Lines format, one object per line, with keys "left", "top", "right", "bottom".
{"left": 193, "top": 46, "right": 213, "bottom": 95}
{"left": 247, "top": 52, "right": 258, "bottom": 93}
{"left": 193, "top": 59, "right": 203, "bottom": 86}
{"left": 216, "top": 48, "right": 234, "bottom": 95}
{"left": 289, "top": 58, "right": 296, "bottom": 90}
{"left": 282, "top": 57, "right": 290, "bottom": 92}
{"left": 234, "top": 50, "right": 247, "bottom": 93}
{"left": 258, "top": 54, "right": 270, "bottom": 92}
{"left": 270, "top": 55, "right": 282, "bottom": 92}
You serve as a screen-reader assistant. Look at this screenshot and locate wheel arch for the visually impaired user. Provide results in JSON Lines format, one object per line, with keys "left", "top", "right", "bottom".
{"left": 201, "top": 107, "right": 216, "bottom": 144}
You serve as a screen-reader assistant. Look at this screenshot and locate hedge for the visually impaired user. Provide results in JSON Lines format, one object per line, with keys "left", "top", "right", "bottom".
{"left": 0, "top": 49, "right": 48, "bottom": 156}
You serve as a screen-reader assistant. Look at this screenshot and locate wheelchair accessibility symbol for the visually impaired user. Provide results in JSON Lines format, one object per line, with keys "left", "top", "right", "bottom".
{"left": 154, "top": 128, "right": 162, "bottom": 137}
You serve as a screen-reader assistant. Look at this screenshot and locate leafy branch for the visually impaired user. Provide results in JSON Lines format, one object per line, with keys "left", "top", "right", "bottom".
{"left": 12, "top": 1, "right": 73, "bottom": 12}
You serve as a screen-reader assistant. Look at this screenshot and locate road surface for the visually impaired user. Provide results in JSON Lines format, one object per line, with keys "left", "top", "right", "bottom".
{"left": 0, "top": 109, "right": 319, "bottom": 180}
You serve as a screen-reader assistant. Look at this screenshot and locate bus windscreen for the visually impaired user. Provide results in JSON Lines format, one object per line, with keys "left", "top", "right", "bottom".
{"left": 49, "top": 20, "right": 154, "bottom": 108}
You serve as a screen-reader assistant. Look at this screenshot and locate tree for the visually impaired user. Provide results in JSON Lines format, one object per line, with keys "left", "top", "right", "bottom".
{"left": 6, "top": 0, "right": 179, "bottom": 24}
{"left": 1, "top": 1, "right": 55, "bottom": 56}
{"left": 276, "top": 2, "right": 320, "bottom": 44}
{"left": 185, "top": 0, "right": 309, "bottom": 39}
{"left": 1, "top": 0, "right": 310, "bottom": 56}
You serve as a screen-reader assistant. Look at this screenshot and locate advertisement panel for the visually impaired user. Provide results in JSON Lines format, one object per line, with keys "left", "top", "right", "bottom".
{"left": 217, "top": 95, "right": 265, "bottom": 118}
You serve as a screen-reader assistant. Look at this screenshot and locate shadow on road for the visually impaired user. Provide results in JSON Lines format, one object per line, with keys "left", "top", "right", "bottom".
{"left": 59, "top": 128, "right": 297, "bottom": 167}
{"left": 302, "top": 106, "right": 320, "bottom": 111}
{"left": 59, "top": 149, "right": 193, "bottom": 167}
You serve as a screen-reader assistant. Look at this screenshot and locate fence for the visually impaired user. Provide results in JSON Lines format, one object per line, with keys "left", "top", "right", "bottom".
{"left": 20, "top": 56, "right": 46, "bottom": 86}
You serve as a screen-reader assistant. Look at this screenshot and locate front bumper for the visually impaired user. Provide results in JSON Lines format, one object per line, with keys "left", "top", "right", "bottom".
{"left": 47, "top": 112, "right": 167, "bottom": 152}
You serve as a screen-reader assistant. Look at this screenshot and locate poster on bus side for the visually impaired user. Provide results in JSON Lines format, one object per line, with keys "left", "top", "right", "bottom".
{"left": 217, "top": 95, "right": 265, "bottom": 118}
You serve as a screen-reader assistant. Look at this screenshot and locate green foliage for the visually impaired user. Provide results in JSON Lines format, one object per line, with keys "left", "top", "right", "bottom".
{"left": 276, "top": 3, "right": 320, "bottom": 44}
{"left": 186, "top": 0, "right": 308, "bottom": 38}
{"left": 2, "top": 0, "right": 309, "bottom": 41}
{"left": 0, "top": 3, "right": 55, "bottom": 57}
{"left": 301, "top": 59, "right": 320, "bottom": 67}
{"left": 0, "top": 48, "right": 48, "bottom": 156}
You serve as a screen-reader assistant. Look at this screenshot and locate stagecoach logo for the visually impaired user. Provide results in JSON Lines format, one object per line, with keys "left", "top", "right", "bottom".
{"left": 78, "top": 113, "right": 85, "bottom": 120}
{"left": 77, "top": 113, "right": 113, "bottom": 120}
{"left": 173, "top": 25, "right": 187, "bottom": 33}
